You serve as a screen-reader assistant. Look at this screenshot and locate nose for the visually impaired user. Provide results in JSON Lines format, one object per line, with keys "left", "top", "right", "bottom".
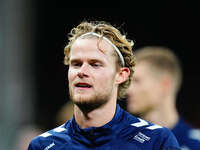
{"left": 77, "top": 63, "right": 89, "bottom": 78}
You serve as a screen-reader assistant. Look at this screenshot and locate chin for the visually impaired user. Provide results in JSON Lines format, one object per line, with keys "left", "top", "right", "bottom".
{"left": 71, "top": 95, "right": 96, "bottom": 105}
{"left": 75, "top": 93, "right": 93, "bottom": 100}
{"left": 70, "top": 92, "right": 109, "bottom": 112}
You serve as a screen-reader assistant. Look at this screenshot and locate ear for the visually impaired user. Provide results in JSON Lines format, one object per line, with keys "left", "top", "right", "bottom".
{"left": 115, "top": 67, "right": 130, "bottom": 84}
{"left": 161, "top": 75, "right": 172, "bottom": 95}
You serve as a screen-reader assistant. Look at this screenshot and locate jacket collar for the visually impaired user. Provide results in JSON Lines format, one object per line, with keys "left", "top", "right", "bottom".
{"left": 68, "top": 104, "right": 124, "bottom": 145}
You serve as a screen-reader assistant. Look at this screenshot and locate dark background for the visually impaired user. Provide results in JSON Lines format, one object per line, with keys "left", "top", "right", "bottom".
{"left": 33, "top": 3, "right": 200, "bottom": 130}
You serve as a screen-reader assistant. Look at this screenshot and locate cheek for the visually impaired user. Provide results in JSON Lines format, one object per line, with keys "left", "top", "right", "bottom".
{"left": 135, "top": 82, "right": 151, "bottom": 99}
{"left": 141, "top": 83, "right": 159, "bottom": 103}
{"left": 68, "top": 69, "right": 76, "bottom": 83}
{"left": 95, "top": 72, "right": 115, "bottom": 87}
{"left": 126, "top": 83, "right": 134, "bottom": 96}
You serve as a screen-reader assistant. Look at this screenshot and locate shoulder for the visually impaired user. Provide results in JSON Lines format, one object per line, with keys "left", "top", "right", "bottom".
{"left": 180, "top": 126, "right": 200, "bottom": 148}
{"left": 28, "top": 121, "right": 71, "bottom": 150}
{"left": 188, "top": 128, "right": 200, "bottom": 142}
{"left": 172, "top": 118, "right": 200, "bottom": 149}
{"left": 119, "top": 111, "right": 180, "bottom": 149}
{"left": 122, "top": 112, "right": 175, "bottom": 139}
{"left": 122, "top": 110, "right": 170, "bottom": 133}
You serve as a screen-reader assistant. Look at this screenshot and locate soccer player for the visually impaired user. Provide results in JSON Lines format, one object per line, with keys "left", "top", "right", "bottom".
{"left": 126, "top": 46, "right": 200, "bottom": 150}
{"left": 28, "top": 21, "right": 180, "bottom": 150}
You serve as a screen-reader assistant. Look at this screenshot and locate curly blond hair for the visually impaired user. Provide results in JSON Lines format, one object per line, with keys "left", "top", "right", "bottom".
{"left": 64, "top": 20, "right": 135, "bottom": 99}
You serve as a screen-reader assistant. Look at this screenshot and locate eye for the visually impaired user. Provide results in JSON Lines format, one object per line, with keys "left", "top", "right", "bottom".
{"left": 91, "top": 62, "right": 101, "bottom": 67}
{"left": 71, "top": 62, "right": 82, "bottom": 67}
{"left": 74, "top": 63, "right": 82, "bottom": 66}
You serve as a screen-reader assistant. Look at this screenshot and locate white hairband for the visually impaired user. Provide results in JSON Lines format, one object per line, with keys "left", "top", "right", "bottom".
{"left": 79, "top": 32, "right": 125, "bottom": 67}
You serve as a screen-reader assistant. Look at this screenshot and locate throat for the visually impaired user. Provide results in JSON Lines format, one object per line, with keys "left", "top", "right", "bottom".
{"left": 74, "top": 100, "right": 116, "bottom": 129}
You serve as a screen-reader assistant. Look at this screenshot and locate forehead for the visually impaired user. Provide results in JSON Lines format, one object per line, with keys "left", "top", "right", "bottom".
{"left": 70, "top": 38, "right": 115, "bottom": 60}
{"left": 134, "top": 62, "right": 153, "bottom": 76}
{"left": 135, "top": 61, "right": 161, "bottom": 80}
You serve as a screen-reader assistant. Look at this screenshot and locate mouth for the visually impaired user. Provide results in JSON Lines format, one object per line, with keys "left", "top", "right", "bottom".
{"left": 75, "top": 82, "right": 92, "bottom": 88}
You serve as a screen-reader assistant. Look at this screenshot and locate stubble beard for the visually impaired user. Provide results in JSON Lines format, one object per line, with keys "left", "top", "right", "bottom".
{"left": 69, "top": 88, "right": 112, "bottom": 113}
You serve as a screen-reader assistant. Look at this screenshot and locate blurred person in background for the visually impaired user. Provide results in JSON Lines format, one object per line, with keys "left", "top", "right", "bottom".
{"left": 56, "top": 100, "right": 74, "bottom": 126}
{"left": 28, "top": 20, "right": 180, "bottom": 150}
{"left": 12, "top": 124, "right": 42, "bottom": 150}
{"left": 126, "top": 46, "right": 200, "bottom": 150}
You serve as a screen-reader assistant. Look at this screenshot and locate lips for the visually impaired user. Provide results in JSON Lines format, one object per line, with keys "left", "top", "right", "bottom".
{"left": 75, "top": 82, "right": 92, "bottom": 88}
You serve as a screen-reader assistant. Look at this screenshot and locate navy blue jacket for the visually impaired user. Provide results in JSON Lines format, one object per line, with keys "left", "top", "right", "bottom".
{"left": 171, "top": 117, "right": 200, "bottom": 150}
{"left": 28, "top": 105, "right": 180, "bottom": 150}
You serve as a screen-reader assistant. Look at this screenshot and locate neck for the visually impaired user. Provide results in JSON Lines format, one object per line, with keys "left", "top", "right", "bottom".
{"left": 141, "top": 95, "right": 179, "bottom": 129}
{"left": 74, "top": 99, "right": 117, "bottom": 129}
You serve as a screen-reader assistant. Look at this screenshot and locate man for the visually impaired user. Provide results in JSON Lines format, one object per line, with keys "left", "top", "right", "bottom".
{"left": 126, "top": 46, "right": 200, "bottom": 150}
{"left": 28, "top": 21, "right": 180, "bottom": 150}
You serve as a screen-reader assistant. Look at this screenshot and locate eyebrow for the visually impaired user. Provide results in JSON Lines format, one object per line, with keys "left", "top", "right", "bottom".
{"left": 70, "top": 58, "right": 104, "bottom": 64}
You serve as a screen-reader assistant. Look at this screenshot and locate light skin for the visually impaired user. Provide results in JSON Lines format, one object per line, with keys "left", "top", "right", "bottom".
{"left": 126, "top": 61, "right": 179, "bottom": 128}
{"left": 68, "top": 37, "right": 130, "bottom": 129}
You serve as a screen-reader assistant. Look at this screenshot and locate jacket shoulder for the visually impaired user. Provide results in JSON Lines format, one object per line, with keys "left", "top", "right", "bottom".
{"left": 28, "top": 122, "right": 71, "bottom": 150}
{"left": 119, "top": 112, "right": 180, "bottom": 149}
